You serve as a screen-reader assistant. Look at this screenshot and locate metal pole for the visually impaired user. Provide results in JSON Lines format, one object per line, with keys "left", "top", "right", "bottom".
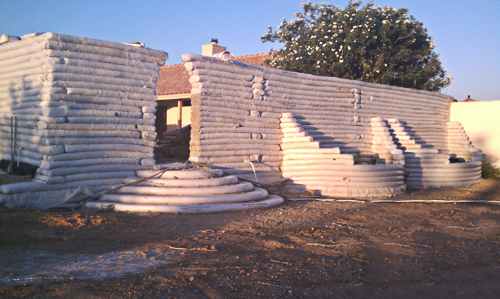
{"left": 13, "top": 116, "right": 18, "bottom": 169}
{"left": 8, "top": 116, "right": 13, "bottom": 174}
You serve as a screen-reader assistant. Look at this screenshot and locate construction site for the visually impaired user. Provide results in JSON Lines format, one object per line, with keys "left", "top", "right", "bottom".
{"left": 1, "top": 32, "right": 500, "bottom": 298}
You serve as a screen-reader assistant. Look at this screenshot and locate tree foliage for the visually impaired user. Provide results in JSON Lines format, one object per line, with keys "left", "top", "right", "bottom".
{"left": 261, "top": 1, "right": 451, "bottom": 92}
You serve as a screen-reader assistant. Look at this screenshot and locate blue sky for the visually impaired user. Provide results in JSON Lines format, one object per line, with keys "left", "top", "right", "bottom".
{"left": 1, "top": 0, "right": 498, "bottom": 101}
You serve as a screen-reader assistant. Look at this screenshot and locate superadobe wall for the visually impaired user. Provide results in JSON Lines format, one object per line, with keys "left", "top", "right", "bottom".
{"left": 183, "top": 54, "right": 482, "bottom": 196}
{"left": 0, "top": 32, "right": 168, "bottom": 193}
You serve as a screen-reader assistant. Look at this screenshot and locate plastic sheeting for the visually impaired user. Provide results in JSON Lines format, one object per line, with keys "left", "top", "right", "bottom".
{"left": 0, "top": 185, "right": 109, "bottom": 209}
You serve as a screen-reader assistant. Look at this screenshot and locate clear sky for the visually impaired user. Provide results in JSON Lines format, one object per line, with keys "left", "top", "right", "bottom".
{"left": 1, "top": 0, "right": 498, "bottom": 101}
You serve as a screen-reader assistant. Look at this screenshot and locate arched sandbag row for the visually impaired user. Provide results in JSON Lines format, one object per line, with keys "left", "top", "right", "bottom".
{"left": 406, "top": 163, "right": 482, "bottom": 189}
{"left": 279, "top": 113, "right": 406, "bottom": 197}
{"left": 86, "top": 195, "right": 284, "bottom": 214}
{"left": 99, "top": 188, "right": 267, "bottom": 205}
{"left": 85, "top": 168, "right": 284, "bottom": 213}
{"left": 0, "top": 32, "right": 168, "bottom": 186}
{"left": 406, "top": 180, "right": 482, "bottom": 189}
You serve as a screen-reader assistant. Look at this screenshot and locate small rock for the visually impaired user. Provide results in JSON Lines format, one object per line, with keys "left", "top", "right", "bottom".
{"left": 189, "top": 276, "right": 195, "bottom": 282}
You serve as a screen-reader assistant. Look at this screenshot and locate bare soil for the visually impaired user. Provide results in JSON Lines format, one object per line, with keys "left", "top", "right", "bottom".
{"left": 1, "top": 179, "right": 500, "bottom": 298}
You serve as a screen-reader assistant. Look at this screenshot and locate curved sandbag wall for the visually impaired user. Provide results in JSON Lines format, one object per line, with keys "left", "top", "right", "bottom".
{"left": 86, "top": 168, "right": 284, "bottom": 213}
{"left": 182, "top": 54, "right": 481, "bottom": 194}
{"left": 386, "top": 118, "right": 482, "bottom": 189}
{"left": 0, "top": 32, "right": 168, "bottom": 191}
{"left": 280, "top": 113, "right": 406, "bottom": 197}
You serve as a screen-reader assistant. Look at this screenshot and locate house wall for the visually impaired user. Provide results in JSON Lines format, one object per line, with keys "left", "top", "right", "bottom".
{"left": 167, "top": 103, "right": 191, "bottom": 131}
{"left": 450, "top": 101, "right": 500, "bottom": 165}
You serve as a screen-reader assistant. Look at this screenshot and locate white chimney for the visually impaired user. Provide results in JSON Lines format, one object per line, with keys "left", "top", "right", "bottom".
{"left": 202, "top": 38, "right": 226, "bottom": 56}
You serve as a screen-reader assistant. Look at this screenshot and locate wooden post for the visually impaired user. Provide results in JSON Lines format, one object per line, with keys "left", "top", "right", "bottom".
{"left": 177, "top": 100, "right": 183, "bottom": 130}
{"left": 162, "top": 109, "right": 167, "bottom": 135}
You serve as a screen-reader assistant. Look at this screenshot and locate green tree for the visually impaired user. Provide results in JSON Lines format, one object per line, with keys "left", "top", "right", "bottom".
{"left": 261, "top": 1, "right": 451, "bottom": 92}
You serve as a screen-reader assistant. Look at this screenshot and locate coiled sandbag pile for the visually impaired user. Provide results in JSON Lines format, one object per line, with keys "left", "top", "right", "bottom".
{"left": 86, "top": 168, "right": 284, "bottom": 213}
{"left": 0, "top": 32, "right": 168, "bottom": 192}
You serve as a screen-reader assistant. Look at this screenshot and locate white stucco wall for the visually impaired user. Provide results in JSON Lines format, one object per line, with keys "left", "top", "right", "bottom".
{"left": 450, "top": 101, "right": 500, "bottom": 166}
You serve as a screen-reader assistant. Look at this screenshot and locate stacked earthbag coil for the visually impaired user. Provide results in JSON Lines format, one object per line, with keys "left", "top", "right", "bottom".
{"left": 0, "top": 32, "right": 168, "bottom": 194}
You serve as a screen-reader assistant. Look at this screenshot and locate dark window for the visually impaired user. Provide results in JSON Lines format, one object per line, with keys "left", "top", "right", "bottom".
{"left": 182, "top": 100, "right": 191, "bottom": 107}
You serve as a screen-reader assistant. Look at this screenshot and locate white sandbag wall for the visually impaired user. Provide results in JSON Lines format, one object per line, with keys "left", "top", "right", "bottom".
{"left": 280, "top": 113, "right": 406, "bottom": 197}
{"left": 386, "top": 118, "right": 482, "bottom": 188}
{"left": 186, "top": 57, "right": 284, "bottom": 173}
{"left": 182, "top": 54, "right": 480, "bottom": 193}
{"left": 86, "top": 168, "right": 284, "bottom": 213}
{"left": 0, "top": 32, "right": 168, "bottom": 190}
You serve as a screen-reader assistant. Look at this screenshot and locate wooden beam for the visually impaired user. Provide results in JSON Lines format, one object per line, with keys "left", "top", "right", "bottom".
{"left": 157, "top": 93, "right": 191, "bottom": 101}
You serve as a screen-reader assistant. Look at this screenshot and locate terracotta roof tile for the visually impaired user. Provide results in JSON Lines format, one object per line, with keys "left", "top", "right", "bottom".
{"left": 157, "top": 53, "right": 272, "bottom": 96}
{"left": 463, "top": 95, "right": 477, "bottom": 102}
{"left": 234, "top": 52, "right": 272, "bottom": 66}
{"left": 157, "top": 64, "right": 191, "bottom": 95}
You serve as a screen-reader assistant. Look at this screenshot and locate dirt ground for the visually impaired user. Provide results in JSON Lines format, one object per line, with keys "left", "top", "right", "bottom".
{"left": 1, "top": 179, "right": 500, "bottom": 298}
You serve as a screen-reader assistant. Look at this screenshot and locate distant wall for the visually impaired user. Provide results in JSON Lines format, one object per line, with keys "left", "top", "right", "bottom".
{"left": 158, "top": 100, "right": 192, "bottom": 132}
{"left": 450, "top": 101, "right": 500, "bottom": 165}
{"left": 166, "top": 103, "right": 191, "bottom": 132}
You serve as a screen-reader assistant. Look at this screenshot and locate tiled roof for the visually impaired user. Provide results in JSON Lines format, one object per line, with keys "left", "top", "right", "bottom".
{"left": 463, "top": 95, "right": 477, "bottom": 102}
{"left": 234, "top": 52, "right": 272, "bottom": 66}
{"left": 157, "top": 52, "right": 272, "bottom": 96}
{"left": 157, "top": 64, "right": 191, "bottom": 96}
